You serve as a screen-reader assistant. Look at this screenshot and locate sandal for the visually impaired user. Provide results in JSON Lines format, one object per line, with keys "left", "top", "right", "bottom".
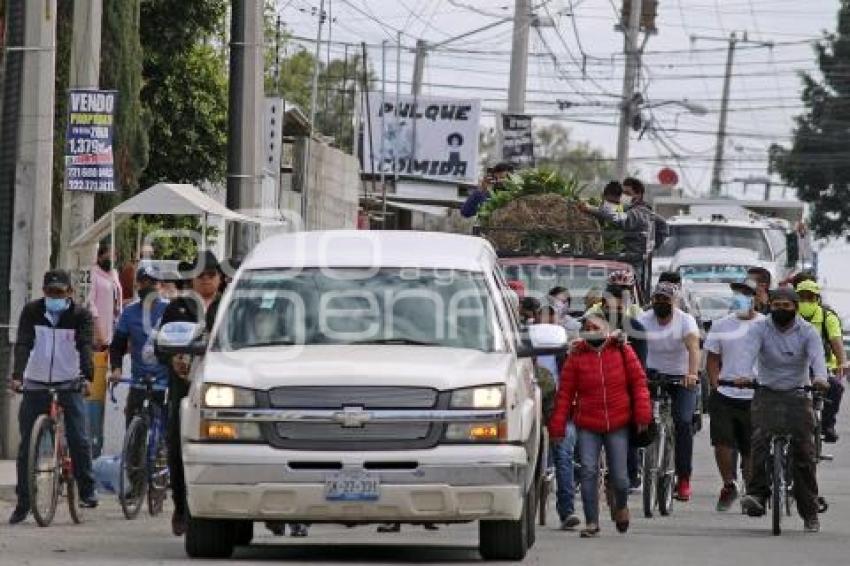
{"left": 580, "top": 524, "right": 600, "bottom": 538}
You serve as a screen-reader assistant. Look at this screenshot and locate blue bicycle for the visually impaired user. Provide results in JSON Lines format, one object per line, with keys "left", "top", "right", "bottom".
{"left": 112, "top": 376, "right": 169, "bottom": 519}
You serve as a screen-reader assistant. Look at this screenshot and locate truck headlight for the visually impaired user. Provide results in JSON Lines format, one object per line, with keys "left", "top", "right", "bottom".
{"left": 203, "top": 384, "right": 257, "bottom": 408}
{"left": 449, "top": 385, "right": 505, "bottom": 409}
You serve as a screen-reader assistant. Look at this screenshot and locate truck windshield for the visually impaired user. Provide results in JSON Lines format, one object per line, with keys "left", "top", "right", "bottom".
{"left": 501, "top": 263, "right": 625, "bottom": 306}
{"left": 656, "top": 225, "right": 772, "bottom": 261}
{"left": 214, "top": 268, "right": 499, "bottom": 352}
{"left": 679, "top": 264, "right": 750, "bottom": 283}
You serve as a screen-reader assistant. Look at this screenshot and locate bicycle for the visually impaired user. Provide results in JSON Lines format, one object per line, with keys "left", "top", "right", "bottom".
{"left": 642, "top": 373, "right": 683, "bottom": 518}
{"left": 27, "top": 384, "right": 84, "bottom": 527}
{"left": 719, "top": 380, "right": 826, "bottom": 535}
{"left": 111, "top": 376, "right": 170, "bottom": 520}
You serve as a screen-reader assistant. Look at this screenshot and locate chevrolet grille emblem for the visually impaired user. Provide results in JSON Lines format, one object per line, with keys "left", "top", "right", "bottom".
{"left": 334, "top": 406, "right": 371, "bottom": 428}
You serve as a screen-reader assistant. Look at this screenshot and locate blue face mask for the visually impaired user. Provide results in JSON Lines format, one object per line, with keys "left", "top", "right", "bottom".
{"left": 731, "top": 293, "right": 753, "bottom": 316}
{"left": 45, "top": 297, "right": 70, "bottom": 314}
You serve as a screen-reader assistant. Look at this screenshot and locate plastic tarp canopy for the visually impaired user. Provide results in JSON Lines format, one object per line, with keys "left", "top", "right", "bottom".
{"left": 68, "top": 183, "right": 282, "bottom": 253}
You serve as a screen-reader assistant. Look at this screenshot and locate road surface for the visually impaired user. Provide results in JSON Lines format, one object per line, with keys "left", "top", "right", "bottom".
{"left": 1, "top": 411, "right": 848, "bottom": 565}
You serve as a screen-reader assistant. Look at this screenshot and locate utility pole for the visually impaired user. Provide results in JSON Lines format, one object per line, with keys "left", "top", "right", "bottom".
{"left": 301, "top": 0, "right": 327, "bottom": 230}
{"left": 59, "top": 0, "right": 102, "bottom": 270}
{"left": 710, "top": 33, "right": 737, "bottom": 197}
{"left": 227, "top": 0, "right": 265, "bottom": 255}
{"left": 508, "top": 0, "right": 531, "bottom": 113}
{"left": 7, "top": 0, "right": 56, "bottom": 459}
{"left": 411, "top": 39, "right": 427, "bottom": 96}
{"left": 615, "top": 0, "right": 643, "bottom": 181}
{"left": 692, "top": 32, "right": 772, "bottom": 197}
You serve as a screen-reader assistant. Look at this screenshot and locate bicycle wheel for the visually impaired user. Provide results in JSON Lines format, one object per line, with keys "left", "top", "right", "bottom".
{"left": 772, "top": 437, "right": 785, "bottom": 536}
{"left": 642, "top": 442, "right": 658, "bottom": 518}
{"left": 120, "top": 417, "right": 149, "bottom": 520}
{"left": 658, "top": 426, "right": 675, "bottom": 517}
{"left": 66, "top": 474, "right": 83, "bottom": 524}
{"left": 28, "top": 415, "right": 60, "bottom": 527}
{"left": 147, "top": 429, "right": 169, "bottom": 517}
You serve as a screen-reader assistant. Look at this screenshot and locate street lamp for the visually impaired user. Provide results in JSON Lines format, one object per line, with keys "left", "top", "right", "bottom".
{"left": 645, "top": 99, "right": 709, "bottom": 116}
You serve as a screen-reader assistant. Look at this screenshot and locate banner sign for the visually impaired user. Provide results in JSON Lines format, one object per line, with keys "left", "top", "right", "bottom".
{"left": 365, "top": 94, "right": 480, "bottom": 182}
{"left": 500, "top": 113, "right": 534, "bottom": 167}
{"left": 65, "top": 89, "right": 117, "bottom": 192}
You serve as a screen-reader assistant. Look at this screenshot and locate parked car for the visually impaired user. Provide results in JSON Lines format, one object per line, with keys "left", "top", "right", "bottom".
{"left": 158, "top": 230, "right": 561, "bottom": 561}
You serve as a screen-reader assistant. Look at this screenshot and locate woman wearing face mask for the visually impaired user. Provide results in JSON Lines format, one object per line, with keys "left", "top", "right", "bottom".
{"left": 638, "top": 282, "right": 702, "bottom": 502}
{"left": 548, "top": 315, "right": 651, "bottom": 538}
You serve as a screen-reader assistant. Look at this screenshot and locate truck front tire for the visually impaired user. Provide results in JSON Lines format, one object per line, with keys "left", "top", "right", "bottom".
{"left": 479, "top": 488, "right": 533, "bottom": 561}
{"left": 185, "top": 517, "right": 236, "bottom": 559}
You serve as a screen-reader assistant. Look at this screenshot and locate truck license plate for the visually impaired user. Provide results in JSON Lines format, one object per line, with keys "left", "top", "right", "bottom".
{"left": 324, "top": 472, "right": 380, "bottom": 502}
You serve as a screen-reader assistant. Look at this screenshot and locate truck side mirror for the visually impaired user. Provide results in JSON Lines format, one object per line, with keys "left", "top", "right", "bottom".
{"left": 156, "top": 322, "right": 207, "bottom": 356}
{"left": 786, "top": 232, "right": 799, "bottom": 268}
{"left": 518, "top": 324, "right": 569, "bottom": 358}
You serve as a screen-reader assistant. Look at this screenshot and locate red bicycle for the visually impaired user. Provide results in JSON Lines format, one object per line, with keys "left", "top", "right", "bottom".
{"left": 27, "top": 386, "right": 84, "bottom": 526}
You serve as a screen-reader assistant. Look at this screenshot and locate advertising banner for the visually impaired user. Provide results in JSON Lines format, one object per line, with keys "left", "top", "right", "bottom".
{"left": 365, "top": 94, "right": 480, "bottom": 182}
{"left": 65, "top": 89, "right": 117, "bottom": 192}
{"left": 499, "top": 113, "right": 534, "bottom": 167}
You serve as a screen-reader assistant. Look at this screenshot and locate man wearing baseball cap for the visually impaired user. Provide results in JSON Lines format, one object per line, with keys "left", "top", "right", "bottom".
{"left": 638, "top": 281, "right": 702, "bottom": 502}
{"left": 740, "top": 287, "right": 829, "bottom": 532}
{"left": 704, "top": 278, "right": 764, "bottom": 511}
{"left": 796, "top": 279, "right": 846, "bottom": 443}
{"left": 109, "top": 265, "right": 170, "bottom": 426}
{"left": 8, "top": 270, "right": 98, "bottom": 524}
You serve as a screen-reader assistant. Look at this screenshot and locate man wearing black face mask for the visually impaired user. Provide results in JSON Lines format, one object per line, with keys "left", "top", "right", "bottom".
{"left": 638, "top": 282, "right": 701, "bottom": 502}
{"left": 740, "top": 288, "right": 830, "bottom": 532}
{"left": 109, "top": 266, "right": 170, "bottom": 425}
{"left": 460, "top": 162, "right": 515, "bottom": 218}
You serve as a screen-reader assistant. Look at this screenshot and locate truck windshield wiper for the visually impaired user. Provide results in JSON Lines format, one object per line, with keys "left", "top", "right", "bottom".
{"left": 347, "top": 338, "right": 440, "bottom": 346}
{"left": 233, "top": 339, "right": 298, "bottom": 350}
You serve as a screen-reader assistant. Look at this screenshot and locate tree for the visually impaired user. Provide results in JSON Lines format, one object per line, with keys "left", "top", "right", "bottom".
{"left": 269, "top": 47, "right": 371, "bottom": 153}
{"left": 99, "top": 0, "right": 149, "bottom": 209}
{"left": 139, "top": 0, "right": 228, "bottom": 187}
{"left": 771, "top": 2, "right": 850, "bottom": 237}
{"left": 479, "top": 123, "right": 613, "bottom": 181}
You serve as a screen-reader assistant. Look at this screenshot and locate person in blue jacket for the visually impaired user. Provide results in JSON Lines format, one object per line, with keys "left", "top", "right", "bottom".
{"left": 109, "top": 265, "right": 170, "bottom": 425}
{"left": 460, "top": 161, "right": 516, "bottom": 218}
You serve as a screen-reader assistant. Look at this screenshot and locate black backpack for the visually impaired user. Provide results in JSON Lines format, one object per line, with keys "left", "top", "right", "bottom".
{"left": 815, "top": 304, "right": 843, "bottom": 362}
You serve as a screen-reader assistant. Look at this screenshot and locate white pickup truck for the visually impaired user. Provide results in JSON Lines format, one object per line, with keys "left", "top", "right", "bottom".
{"left": 158, "top": 230, "right": 565, "bottom": 561}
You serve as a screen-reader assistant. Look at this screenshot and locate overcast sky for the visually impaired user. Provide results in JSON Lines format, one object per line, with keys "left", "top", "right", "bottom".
{"left": 279, "top": 0, "right": 840, "bottom": 199}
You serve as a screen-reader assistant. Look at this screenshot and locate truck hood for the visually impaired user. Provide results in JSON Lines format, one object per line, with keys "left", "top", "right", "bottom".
{"left": 200, "top": 345, "right": 516, "bottom": 391}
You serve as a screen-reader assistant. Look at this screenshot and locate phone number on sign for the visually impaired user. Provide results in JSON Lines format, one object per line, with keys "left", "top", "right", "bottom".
{"left": 68, "top": 179, "right": 114, "bottom": 191}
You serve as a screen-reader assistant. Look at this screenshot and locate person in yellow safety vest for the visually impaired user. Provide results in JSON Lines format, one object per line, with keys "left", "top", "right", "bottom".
{"left": 796, "top": 279, "right": 847, "bottom": 443}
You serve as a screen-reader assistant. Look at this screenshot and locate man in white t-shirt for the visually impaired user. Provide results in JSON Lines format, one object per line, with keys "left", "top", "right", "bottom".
{"left": 704, "top": 278, "right": 764, "bottom": 512}
{"left": 638, "top": 282, "right": 701, "bottom": 502}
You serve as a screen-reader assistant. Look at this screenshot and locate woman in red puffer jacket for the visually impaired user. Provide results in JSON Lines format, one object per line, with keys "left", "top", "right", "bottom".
{"left": 548, "top": 315, "right": 651, "bottom": 538}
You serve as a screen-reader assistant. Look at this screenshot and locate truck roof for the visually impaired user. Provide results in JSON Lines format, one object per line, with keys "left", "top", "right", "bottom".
{"left": 498, "top": 256, "right": 634, "bottom": 270}
{"left": 243, "top": 230, "right": 497, "bottom": 272}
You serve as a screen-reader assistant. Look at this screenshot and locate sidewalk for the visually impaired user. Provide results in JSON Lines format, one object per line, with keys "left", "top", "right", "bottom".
{"left": 0, "top": 459, "right": 15, "bottom": 502}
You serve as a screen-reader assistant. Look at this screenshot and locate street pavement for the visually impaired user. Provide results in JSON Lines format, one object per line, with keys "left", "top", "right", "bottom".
{"left": 1, "top": 410, "right": 849, "bottom": 565}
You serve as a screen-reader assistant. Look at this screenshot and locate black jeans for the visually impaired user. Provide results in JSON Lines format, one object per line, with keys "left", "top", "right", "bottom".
{"left": 167, "top": 394, "right": 187, "bottom": 515}
{"left": 748, "top": 388, "right": 819, "bottom": 520}
{"left": 15, "top": 389, "right": 96, "bottom": 508}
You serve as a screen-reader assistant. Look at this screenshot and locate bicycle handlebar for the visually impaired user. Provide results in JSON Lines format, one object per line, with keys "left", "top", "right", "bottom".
{"left": 717, "top": 379, "right": 819, "bottom": 393}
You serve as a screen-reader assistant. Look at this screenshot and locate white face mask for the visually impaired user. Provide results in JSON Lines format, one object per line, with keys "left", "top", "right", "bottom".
{"left": 621, "top": 195, "right": 633, "bottom": 207}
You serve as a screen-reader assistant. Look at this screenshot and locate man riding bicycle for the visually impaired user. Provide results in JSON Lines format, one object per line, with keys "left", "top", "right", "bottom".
{"left": 795, "top": 279, "right": 846, "bottom": 443}
{"left": 109, "top": 265, "right": 170, "bottom": 424}
{"left": 704, "top": 278, "right": 764, "bottom": 511}
{"left": 638, "top": 282, "right": 701, "bottom": 502}
{"left": 739, "top": 287, "right": 829, "bottom": 533}
{"left": 8, "top": 269, "right": 98, "bottom": 524}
